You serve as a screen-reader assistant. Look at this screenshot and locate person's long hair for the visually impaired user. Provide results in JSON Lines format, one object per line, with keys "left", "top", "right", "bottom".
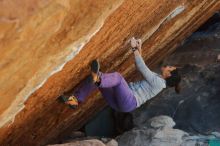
{"left": 165, "top": 69, "right": 181, "bottom": 94}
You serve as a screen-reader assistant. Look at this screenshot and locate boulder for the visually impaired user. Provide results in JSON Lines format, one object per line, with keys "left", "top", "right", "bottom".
{"left": 117, "top": 115, "right": 219, "bottom": 146}
{"left": 0, "top": 0, "right": 220, "bottom": 145}
{"left": 47, "top": 139, "right": 106, "bottom": 146}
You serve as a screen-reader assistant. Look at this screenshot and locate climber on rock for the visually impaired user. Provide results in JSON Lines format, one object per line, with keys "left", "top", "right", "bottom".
{"left": 59, "top": 37, "right": 181, "bottom": 112}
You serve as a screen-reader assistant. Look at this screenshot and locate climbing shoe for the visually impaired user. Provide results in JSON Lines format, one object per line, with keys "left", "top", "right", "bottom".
{"left": 90, "top": 59, "right": 100, "bottom": 74}
{"left": 89, "top": 59, "right": 101, "bottom": 85}
{"left": 59, "top": 95, "right": 78, "bottom": 109}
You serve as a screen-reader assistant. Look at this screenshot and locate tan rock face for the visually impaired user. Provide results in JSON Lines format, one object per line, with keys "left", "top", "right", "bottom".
{"left": 0, "top": 0, "right": 123, "bottom": 126}
{"left": 0, "top": 0, "right": 219, "bottom": 145}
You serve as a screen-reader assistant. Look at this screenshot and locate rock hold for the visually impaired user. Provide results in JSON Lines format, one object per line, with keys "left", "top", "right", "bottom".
{"left": 148, "top": 115, "right": 176, "bottom": 129}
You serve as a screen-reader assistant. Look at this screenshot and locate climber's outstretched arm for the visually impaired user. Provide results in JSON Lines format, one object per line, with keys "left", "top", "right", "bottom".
{"left": 134, "top": 50, "right": 155, "bottom": 82}
{"left": 130, "top": 37, "right": 155, "bottom": 82}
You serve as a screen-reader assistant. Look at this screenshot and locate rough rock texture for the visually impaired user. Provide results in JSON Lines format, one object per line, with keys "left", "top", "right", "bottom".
{"left": 117, "top": 115, "right": 220, "bottom": 146}
{"left": 105, "top": 139, "right": 118, "bottom": 146}
{"left": 0, "top": 0, "right": 220, "bottom": 146}
{"left": 47, "top": 139, "right": 106, "bottom": 146}
{"left": 0, "top": 0, "right": 124, "bottom": 127}
{"left": 47, "top": 139, "right": 118, "bottom": 146}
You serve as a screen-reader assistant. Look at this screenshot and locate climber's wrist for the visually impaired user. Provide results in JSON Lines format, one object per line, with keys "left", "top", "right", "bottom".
{"left": 131, "top": 47, "right": 138, "bottom": 52}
